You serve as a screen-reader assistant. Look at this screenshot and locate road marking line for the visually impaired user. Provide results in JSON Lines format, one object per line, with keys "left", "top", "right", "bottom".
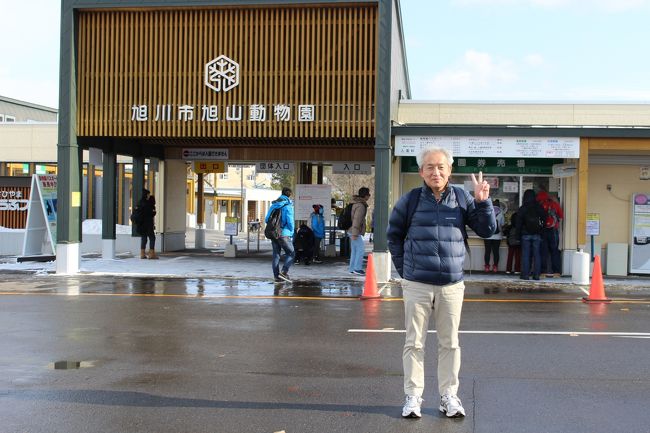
{"left": 613, "top": 336, "right": 650, "bottom": 339}
{"left": 1, "top": 291, "right": 649, "bottom": 304}
{"left": 348, "top": 329, "right": 650, "bottom": 337}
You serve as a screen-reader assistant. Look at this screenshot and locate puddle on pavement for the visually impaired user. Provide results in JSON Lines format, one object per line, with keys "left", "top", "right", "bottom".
{"left": 49, "top": 360, "right": 96, "bottom": 370}
{"left": 183, "top": 278, "right": 367, "bottom": 297}
{"left": 15, "top": 276, "right": 398, "bottom": 299}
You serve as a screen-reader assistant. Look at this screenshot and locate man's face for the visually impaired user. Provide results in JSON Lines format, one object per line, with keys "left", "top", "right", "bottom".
{"left": 419, "top": 151, "right": 452, "bottom": 192}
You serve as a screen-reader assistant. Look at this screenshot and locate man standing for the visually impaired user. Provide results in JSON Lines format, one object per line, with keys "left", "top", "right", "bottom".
{"left": 516, "top": 189, "right": 547, "bottom": 281}
{"left": 536, "top": 191, "right": 564, "bottom": 277}
{"left": 347, "top": 187, "right": 370, "bottom": 275}
{"left": 265, "top": 187, "right": 295, "bottom": 282}
{"left": 135, "top": 188, "right": 158, "bottom": 260}
{"left": 387, "top": 147, "right": 496, "bottom": 419}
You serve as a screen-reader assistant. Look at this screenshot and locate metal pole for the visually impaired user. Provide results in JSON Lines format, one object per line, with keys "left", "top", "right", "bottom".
{"left": 373, "top": 0, "right": 392, "bottom": 253}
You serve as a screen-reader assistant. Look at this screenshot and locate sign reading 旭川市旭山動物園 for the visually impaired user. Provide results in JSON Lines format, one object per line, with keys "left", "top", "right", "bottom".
{"left": 130, "top": 55, "right": 316, "bottom": 124}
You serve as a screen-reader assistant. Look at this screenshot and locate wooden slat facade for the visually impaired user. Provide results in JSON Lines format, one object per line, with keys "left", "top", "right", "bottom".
{"left": 76, "top": 5, "right": 377, "bottom": 140}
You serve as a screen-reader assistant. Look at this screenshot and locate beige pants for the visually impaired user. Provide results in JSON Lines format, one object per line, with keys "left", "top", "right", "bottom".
{"left": 402, "top": 279, "right": 465, "bottom": 397}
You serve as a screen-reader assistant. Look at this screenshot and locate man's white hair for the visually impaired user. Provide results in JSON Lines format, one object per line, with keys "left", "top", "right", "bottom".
{"left": 416, "top": 146, "right": 454, "bottom": 168}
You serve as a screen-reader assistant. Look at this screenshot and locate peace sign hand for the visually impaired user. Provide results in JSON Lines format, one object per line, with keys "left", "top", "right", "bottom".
{"left": 471, "top": 171, "right": 490, "bottom": 202}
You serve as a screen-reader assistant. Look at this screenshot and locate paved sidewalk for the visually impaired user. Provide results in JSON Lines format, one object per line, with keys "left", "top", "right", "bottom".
{"left": 1, "top": 245, "right": 649, "bottom": 297}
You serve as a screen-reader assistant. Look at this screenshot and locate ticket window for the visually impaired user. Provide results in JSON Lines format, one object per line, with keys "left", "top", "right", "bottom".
{"left": 454, "top": 174, "right": 556, "bottom": 227}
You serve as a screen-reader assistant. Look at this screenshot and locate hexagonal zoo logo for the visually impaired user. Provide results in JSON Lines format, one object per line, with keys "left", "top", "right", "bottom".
{"left": 204, "top": 55, "right": 240, "bottom": 93}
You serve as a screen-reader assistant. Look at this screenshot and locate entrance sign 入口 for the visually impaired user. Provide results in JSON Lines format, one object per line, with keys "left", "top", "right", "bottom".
{"left": 395, "top": 136, "right": 580, "bottom": 159}
{"left": 332, "top": 163, "right": 372, "bottom": 175}
{"left": 630, "top": 193, "right": 650, "bottom": 274}
{"left": 22, "top": 174, "right": 57, "bottom": 257}
{"left": 295, "top": 184, "right": 332, "bottom": 221}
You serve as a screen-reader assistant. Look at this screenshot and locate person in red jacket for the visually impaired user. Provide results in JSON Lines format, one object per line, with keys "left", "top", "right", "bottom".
{"left": 536, "top": 191, "right": 564, "bottom": 277}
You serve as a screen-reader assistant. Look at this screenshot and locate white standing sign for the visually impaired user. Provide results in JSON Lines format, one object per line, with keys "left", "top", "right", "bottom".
{"left": 295, "top": 184, "right": 332, "bottom": 221}
{"left": 224, "top": 216, "right": 238, "bottom": 236}
{"left": 332, "top": 162, "right": 372, "bottom": 175}
{"left": 22, "top": 174, "right": 57, "bottom": 257}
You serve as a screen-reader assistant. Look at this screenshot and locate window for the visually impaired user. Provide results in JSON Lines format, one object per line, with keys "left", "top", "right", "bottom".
{"left": 246, "top": 174, "right": 255, "bottom": 181}
{"left": 4, "top": 115, "right": 15, "bottom": 123}
{"left": 219, "top": 173, "right": 229, "bottom": 180}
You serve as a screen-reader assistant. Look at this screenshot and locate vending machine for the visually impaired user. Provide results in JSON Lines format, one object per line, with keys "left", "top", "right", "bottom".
{"left": 630, "top": 193, "right": 650, "bottom": 274}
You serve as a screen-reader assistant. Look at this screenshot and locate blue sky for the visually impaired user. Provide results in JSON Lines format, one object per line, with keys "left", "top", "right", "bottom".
{"left": 401, "top": 0, "right": 650, "bottom": 101}
{"left": 1, "top": 0, "right": 650, "bottom": 108}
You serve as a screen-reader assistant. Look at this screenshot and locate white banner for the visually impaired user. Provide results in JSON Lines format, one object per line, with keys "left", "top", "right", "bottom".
{"left": 395, "top": 136, "right": 580, "bottom": 159}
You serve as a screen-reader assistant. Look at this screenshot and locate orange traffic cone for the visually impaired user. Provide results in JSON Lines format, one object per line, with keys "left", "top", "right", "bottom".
{"left": 582, "top": 255, "right": 611, "bottom": 303}
{"left": 360, "top": 253, "right": 381, "bottom": 299}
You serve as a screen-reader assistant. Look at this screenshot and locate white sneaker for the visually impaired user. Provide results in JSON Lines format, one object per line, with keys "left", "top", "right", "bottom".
{"left": 402, "top": 395, "right": 423, "bottom": 418}
{"left": 439, "top": 394, "right": 465, "bottom": 418}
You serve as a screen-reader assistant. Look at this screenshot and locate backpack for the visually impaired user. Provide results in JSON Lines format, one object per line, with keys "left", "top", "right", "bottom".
{"left": 337, "top": 203, "right": 354, "bottom": 230}
{"left": 542, "top": 200, "right": 559, "bottom": 229}
{"left": 294, "top": 225, "right": 314, "bottom": 251}
{"left": 507, "top": 223, "right": 520, "bottom": 246}
{"left": 523, "top": 205, "right": 543, "bottom": 234}
{"left": 264, "top": 204, "right": 287, "bottom": 240}
{"left": 130, "top": 206, "right": 143, "bottom": 225}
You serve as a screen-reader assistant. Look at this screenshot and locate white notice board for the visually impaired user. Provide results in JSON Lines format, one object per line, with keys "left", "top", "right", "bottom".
{"left": 395, "top": 136, "right": 580, "bottom": 158}
{"left": 295, "top": 184, "right": 332, "bottom": 221}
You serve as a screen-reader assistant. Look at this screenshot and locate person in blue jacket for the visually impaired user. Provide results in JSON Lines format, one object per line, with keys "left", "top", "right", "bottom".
{"left": 308, "top": 204, "right": 325, "bottom": 263}
{"left": 388, "top": 146, "right": 496, "bottom": 420}
{"left": 265, "top": 187, "right": 295, "bottom": 282}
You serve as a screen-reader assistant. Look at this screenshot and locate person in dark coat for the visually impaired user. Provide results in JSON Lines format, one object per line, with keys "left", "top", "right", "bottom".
{"left": 515, "top": 189, "right": 547, "bottom": 280}
{"left": 137, "top": 189, "right": 158, "bottom": 259}
{"left": 293, "top": 224, "right": 314, "bottom": 265}
{"left": 503, "top": 211, "right": 521, "bottom": 275}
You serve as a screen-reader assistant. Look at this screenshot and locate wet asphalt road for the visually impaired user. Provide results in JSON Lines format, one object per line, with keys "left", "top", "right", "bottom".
{"left": 1, "top": 274, "right": 650, "bottom": 433}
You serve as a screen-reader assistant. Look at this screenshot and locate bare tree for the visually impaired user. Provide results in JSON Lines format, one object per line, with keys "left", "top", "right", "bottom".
{"left": 324, "top": 166, "right": 375, "bottom": 210}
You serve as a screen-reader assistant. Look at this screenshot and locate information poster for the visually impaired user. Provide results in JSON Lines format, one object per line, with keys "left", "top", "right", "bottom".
{"left": 22, "top": 174, "right": 57, "bottom": 257}
{"left": 224, "top": 217, "right": 238, "bottom": 236}
{"left": 586, "top": 213, "right": 600, "bottom": 236}
{"left": 39, "top": 175, "right": 58, "bottom": 245}
{"left": 630, "top": 193, "right": 650, "bottom": 274}
{"left": 295, "top": 184, "right": 332, "bottom": 222}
